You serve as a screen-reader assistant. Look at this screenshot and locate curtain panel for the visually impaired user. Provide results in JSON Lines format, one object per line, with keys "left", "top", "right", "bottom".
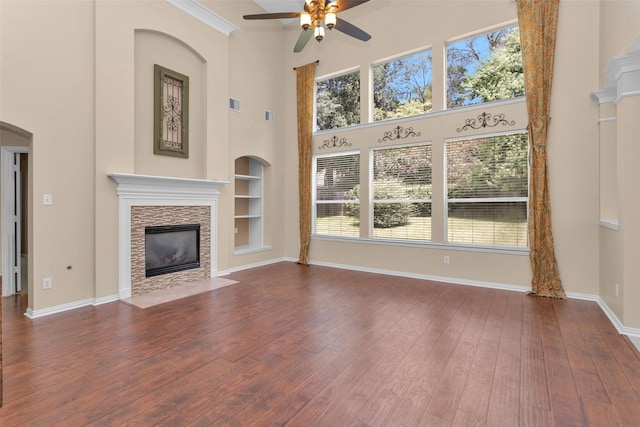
{"left": 517, "top": 0, "right": 566, "bottom": 298}
{"left": 295, "top": 62, "right": 317, "bottom": 265}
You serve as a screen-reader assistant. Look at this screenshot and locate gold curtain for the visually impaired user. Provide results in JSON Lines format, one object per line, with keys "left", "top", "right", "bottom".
{"left": 517, "top": 0, "right": 566, "bottom": 298}
{"left": 295, "top": 62, "right": 317, "bottom": 265}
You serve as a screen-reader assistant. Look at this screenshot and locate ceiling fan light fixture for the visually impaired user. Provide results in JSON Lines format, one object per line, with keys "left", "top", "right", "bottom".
{"left": 324, "top": 12, "right": 336, "bottom": 29}
{"left": 300, "top": 12, "right": 312, "bottom": 30}
{"left": 314, "top": 25, "right": 325, "bottom": 42}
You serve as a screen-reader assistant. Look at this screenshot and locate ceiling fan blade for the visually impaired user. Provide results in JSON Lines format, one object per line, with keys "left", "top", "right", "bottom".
{"left": 334, "top": 17, "right": 371, "bottom": 42}
{"left": 294, "top": 30, "right": 313, "bottom": 53}
{"left": 332, "top": 0, "right": 370, "bottom": 12}
{"left": 243, "top": 12, "right": 301, "bottom": 20}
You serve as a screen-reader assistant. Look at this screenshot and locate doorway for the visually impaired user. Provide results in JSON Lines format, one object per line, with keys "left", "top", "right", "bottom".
{"left": 2, "top": 145, "right": 29, "bottom": 298}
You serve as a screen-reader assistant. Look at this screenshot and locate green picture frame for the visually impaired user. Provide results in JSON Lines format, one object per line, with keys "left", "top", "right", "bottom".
{"left": 154, "top": 64, "right": 189, "bottom": 158}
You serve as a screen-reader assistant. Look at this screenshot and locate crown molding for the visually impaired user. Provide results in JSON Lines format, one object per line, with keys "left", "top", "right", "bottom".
{"left": 165, "top": 0, "right": 239, "bottom": 36}
{"left": 592, "top": 36, "right": 640, "bottom": 104}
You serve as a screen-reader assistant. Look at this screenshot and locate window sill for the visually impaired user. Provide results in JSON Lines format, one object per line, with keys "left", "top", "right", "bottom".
{"left": 311, "top": 234, "right": 529, "bottom": 256}
{"left": 233, "top": 245, "right": 273, "bottom": 256}
{"left": 313, "top": 97, "right": 527, "bottom": 136}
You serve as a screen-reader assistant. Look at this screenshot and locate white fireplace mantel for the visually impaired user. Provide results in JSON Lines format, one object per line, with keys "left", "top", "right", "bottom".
{"left": 108, "top": 173, "right": 229, "bottom": 298}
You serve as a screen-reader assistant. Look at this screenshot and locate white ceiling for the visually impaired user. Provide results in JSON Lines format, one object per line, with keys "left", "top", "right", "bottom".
{"left": 252, "top": 0, "right": 304, "bottom": 14}
{"left": 252, "top": 0, "right": 304, "bottom": 24}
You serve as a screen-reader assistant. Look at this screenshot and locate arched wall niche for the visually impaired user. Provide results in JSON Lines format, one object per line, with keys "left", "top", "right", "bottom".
{"left": 134, "top": 29, "right": 207, "bottom": 179}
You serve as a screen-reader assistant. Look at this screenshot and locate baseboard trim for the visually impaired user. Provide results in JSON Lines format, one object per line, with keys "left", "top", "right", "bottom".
{"left": 302, "top": 258, "right": 530, "bottom": 293}
{"left": 219, "top": 257, "right": 288, "bottom": 275}
{"left": 595, "top": 297, "right": 640, "bottom": 352}
{"left": 300, "top": 259, "right": 640, "bottom": 352}
{"left": 24, "top": 295, "right": 119, "bottom": 319}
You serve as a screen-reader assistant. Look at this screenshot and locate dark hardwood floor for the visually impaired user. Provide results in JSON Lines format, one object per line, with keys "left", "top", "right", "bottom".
{"left": 1, "top": 262, "right": 639, "bottom": 426}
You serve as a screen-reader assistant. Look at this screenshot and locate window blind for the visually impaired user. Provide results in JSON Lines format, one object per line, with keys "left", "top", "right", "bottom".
{"left": 314, "top": 153, "right": 360, "bottom": 237}
{"left": 372, "top": 144, "right": 432, "bottom": 241}
{"left": 446, "top": 133, "right": 528, "bottom": 247}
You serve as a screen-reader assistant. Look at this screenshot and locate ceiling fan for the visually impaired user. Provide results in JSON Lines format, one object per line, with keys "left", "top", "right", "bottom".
{"left": 243, "top": 0, "right": 371, "bottom": 53}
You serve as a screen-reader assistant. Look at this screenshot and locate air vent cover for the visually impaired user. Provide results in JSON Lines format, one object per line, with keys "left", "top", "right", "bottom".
{"left": 264, "top": 110, "right": 275, "bottom": 123}
{"left": 229, "top": 98, "right": 240, "bottom": 112}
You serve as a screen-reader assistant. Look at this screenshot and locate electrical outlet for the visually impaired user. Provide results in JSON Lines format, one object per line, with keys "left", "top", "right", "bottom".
{"left": 42, "top": 277, "right": 52, "bottom": 289}
{"left": 615, "top": 283, "right": 619, "bottom": 297}
{"left": 234, "top": 227, "right": 238, "bottom": 234}
{"left": 444, "top": 256, "right": 450, "bottom": 265}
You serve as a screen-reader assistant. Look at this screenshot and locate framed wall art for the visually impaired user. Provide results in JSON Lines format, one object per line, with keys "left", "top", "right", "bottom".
{"left": 154, "top": 64, "right": 189, "bottom": 158}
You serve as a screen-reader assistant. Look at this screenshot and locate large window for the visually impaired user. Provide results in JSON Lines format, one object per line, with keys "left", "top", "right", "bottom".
{"left": 313, "top": 152, "right": 360, "bottom": 237}
{"left": 373, "top": 49, "right": 432, "bottom": 121}
{"left": 372, "top": 143, "right": 432, "bottom": 241}
{"left": 315, "top": 70, "right": 360, "bottom": 131}
{"left": 446, "top": 133, "right": 528, "bottom": 247}
{"left": 446, "top": 25, "right": 523, "bottom": 108}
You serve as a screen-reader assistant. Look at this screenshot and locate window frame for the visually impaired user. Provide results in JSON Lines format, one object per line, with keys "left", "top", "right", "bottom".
{"left": 312, "top": 150, "right": 361, "bottom": 238}
{"left": 314, "top": 67, "right": 362, "bottom": 132}
{"left": 369, "top": 141, "right": 433, "bottom": 243}
{"left": 444, "top": 129, "right": 530, "bottom": 249}
{"left": 445, "top": 22, "right": 523, "bottom": 110}
{"left": 371, "top": 46, "right": 434, "bottom": 123}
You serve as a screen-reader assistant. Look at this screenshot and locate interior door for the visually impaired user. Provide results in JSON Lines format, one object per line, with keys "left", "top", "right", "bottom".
{"left": 10, "top": 152, "right": 22, "bottom": 293}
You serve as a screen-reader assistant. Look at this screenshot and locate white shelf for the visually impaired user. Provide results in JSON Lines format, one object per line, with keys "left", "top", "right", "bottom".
{"left": 234, "top": 157, "right": 264, "bottom": 250}
{"left": 235, "top": 174, "right": 261, "bottom": 180}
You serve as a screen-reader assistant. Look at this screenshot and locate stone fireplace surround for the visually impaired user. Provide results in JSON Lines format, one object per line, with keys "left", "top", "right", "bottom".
{"left": 108, "top": 173, "right": 228, "bottom": 299}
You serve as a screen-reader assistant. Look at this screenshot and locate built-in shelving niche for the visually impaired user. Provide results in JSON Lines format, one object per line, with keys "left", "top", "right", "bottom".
{"left": 234, "top": 156, "right": 263, "bottom": 251}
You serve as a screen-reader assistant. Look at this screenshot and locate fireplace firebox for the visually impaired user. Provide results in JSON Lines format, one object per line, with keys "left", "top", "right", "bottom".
{"left": 145, "top": 224, "right": 200, "bottom": 278}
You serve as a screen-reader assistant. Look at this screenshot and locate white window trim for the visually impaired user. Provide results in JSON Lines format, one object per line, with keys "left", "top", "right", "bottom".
{"left": 369, "top": 141, "right": 433, "bottom": 242}
{"left": 312, "top": 150, "right": 361, "bottom": 237}
{"left": 444, "top": 130, "right": 530, "bottom": 249}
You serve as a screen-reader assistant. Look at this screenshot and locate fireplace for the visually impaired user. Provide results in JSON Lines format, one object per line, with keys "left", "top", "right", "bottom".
{"left": 145, "top": 224, "right": 200, "bottom": 277}
{"left": 108, "top": 173, "right": 228, "bottom": 298}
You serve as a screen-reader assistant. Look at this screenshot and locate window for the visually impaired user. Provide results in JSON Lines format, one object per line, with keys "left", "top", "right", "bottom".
{"left": 313, "top": 152, "right": 360, "bottom": 237}
{"left": 446, "top": 133, "right": 528, "bottom": 247}
{"left": 316, "top": 70, "right": 360, "bottom": 131}
{"left": 373, "top": 49, "right": 432, "bottom": 121}
{"left": 446, "top": 25, "right": 523, "bottom": 108}
{"left": 372, "top": 143, "right": 432, "bottom": 241}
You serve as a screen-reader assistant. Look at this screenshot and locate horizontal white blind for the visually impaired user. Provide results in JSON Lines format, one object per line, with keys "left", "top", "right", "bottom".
{"left": 446, "top": 133, "right": 528, "bottom": 247}
{"left": 372, "top": 144, "right": 432, "bottom": 240}
{"left": 314, "top": 153, "right": 360, "bottom": 237}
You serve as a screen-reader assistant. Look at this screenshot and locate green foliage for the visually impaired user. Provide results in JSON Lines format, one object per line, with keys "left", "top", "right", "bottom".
{"left": 346, "top": 180, "right": 432, "bottom": 228}
{"left": 373, "top": 51, "right": 433, "bottom": 121}
{"left": 447, "top": 26, "right": 523, "bottom": 107}
{"left": 406, "top": 184, "right": 432, "bottom": 216}
{"left": 372, "top": 179, "right": 413, "bottom": 228}
{"left": 448, "top": 134, "right": 528, "bottom": 199}
{"left": 316, "top": 71, "right": 360, "bottom": 131}
{"left": 464, "top": 29, "right": 524, "bottom": 102}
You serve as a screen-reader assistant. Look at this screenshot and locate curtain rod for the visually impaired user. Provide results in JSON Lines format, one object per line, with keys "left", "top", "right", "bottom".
{"left": 293, "top": 60, "right": 319, "bottom": 70}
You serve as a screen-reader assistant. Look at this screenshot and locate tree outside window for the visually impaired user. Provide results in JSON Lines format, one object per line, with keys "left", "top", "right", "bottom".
{"left": 316, "top": 70, "right": 360, "bottom": 131}
{"left": 373, "top": 50, "right": 432, "bottom": 121}
{"left": 447, "top": 26, "right": 523, "bottom": 108}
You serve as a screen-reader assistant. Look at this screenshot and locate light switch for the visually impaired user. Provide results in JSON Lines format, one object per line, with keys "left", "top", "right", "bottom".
{"left": 43, "top": 194, "right": 53, "bottom": 205}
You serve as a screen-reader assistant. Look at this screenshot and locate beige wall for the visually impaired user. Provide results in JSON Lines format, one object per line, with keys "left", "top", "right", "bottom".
{"left": 596, "top": 1, "right": 640, "bottom": 329}
{"left": 1, "top": 0, "right": 96, "bottom": 310}
{"left": 1, "top": 0, "right": 286, "bottom": 311}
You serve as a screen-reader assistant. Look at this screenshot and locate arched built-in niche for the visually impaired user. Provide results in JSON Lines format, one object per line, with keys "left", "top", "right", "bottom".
{"left": 234, "top": 156, "right": 270, "bottom": 253}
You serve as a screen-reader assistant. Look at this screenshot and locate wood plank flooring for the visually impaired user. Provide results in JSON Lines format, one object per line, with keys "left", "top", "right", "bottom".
{"left": 1, "top": 262, "right": 639, "bottom": 426}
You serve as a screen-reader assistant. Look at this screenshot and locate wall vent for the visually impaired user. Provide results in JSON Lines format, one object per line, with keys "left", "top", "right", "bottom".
{"left": 264, "top": 110, "right": 275, "bottom": 123}
{"left": 229, "top": 98, "right": 240, "bottom": 112}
